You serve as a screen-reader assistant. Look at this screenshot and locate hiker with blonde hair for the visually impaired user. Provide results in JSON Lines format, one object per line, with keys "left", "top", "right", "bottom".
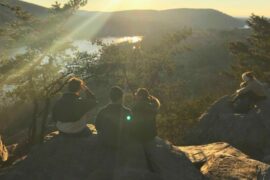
{"left": 232, "top": 72, "right": 267, "bottom": 113}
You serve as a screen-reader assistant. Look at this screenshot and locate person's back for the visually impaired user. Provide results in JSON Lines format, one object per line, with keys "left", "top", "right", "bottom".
{"left": 53, "top": 78, "right": 97, "bottom": 136}
{"left": 132, "top": 88, "right": 160, "bottom": 143}
{"left": 95, "top": 86, "right": 132, "bottom": 148}
{"left": 232, "top": 72, "right": 267, "bottom": 113}
{"left": 241, "top": 79, "right": 266, "bottom": 97}
{"left": 96, "top": 104, "right": 132, "bottom": 148}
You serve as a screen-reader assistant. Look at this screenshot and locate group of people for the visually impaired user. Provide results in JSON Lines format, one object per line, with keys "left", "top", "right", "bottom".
{"left": 52, "top": 77, "right": 160, "bottom": 147}
{"left": 52, "top": 71, "right": 268, "bottom": 146}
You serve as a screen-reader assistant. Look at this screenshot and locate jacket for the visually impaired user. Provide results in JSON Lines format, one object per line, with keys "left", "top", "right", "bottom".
{"left": 95, "top": 103, "right": 132, "bottom": 147}
{"left": 237, "top": 79, "right": 267, "bottom": 97}
{"left": 131, "top": 97, "right": 160, "bottom": 142}
{"left": 52, "top": 93, "right": 97, "bottom": 123}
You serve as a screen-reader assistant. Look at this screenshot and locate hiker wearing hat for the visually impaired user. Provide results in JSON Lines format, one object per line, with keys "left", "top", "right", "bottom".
{"left": 52, "top": 77, "right": 97, "bottom": 136}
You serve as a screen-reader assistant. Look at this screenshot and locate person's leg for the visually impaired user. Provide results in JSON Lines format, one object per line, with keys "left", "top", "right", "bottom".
{"left": 250, "top": 94, "right": 267, "bottom": 104}
{"left": 75, "top": 127, "right": 92, "bottom": 137}
{"left": 233, "top": 92, "right": 254, "bottom": 113}
{"left": 59, "top": 127, "right": 92, "bottom": 138}
{"left": 231, "top": 92, "right": 239, "bottom": 103}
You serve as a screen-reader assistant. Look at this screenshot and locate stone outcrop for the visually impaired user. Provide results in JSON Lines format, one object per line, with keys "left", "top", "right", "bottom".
{"left": 144, "top": 138, "right": 204, "bottom": 180}
{"left": 2, "top": 132, "right": 270, "bottom": 179}
{"left": 185, "top": 96, "right": 270, "bottom": 159}
{"left": 1, "top": 133, "right": 202, "bottom": 180}
{"left": 179, "top": 142, "right": 270, "bottom": 180}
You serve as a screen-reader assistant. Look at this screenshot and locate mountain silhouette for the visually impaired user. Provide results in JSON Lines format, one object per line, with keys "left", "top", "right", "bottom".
{"left": 0, "top": 1, "right": 245, "bottom": 38}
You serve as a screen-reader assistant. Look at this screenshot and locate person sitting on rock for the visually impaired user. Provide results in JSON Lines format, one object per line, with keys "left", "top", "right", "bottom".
{"left": 232, "top": 72, "right": 267, "bottom": 113}
{"left": 131, "top": 88, "right": 161, "bottom": 143}
{"left": 52, "top": 77, "right": 97, "bottom": 137}
{"left": 95, "top": 86, "right": 132, "bottom": 148}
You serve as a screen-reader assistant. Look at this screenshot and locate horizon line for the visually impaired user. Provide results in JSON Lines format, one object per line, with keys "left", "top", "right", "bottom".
{"left": 19, "top": 0, "right": 270, "bottom": 18}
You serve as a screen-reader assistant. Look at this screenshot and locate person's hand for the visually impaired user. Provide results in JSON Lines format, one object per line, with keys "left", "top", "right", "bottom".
{"left": 81, "top": 82, "right": 89, "bottom": 91}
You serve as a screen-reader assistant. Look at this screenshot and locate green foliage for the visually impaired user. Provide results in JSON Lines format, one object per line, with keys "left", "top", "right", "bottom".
{"left": 0, "top": 0, "right": 87, "bottom": 142}
{"left": 63, "top": 26, "right": 249, "bottom": 144}
{"left": 157, "top": 95, "right": 218, "bottom": 145}
{"left": 229, "top": 14, "right": 270, "bottom": 81}
{"left": 0, "top": 0, "right": 87, "bottom": 103}
{"left": 69, "top": 30, "right": 230, "bottom": 144}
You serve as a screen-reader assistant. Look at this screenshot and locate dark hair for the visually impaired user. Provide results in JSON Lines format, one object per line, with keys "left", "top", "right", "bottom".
{"left": 136, "top": 88, "right": 161, "bottom": 109}
{"left": 135, "top": 88, "right": 150, "bottom": 101}
{"left": 110, "top": 86, "right": 123, "bottom": 102}
{"left": 68, "top": 78, "right": 83, "bottom": 93}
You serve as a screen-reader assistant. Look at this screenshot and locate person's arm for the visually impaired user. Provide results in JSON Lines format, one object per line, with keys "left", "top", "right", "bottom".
{"left": 236, "top": 84, "right": 251, "bottom": 95}
{"left": 240, "top": 82, "right": 247, "bottom": 88}
{"left": 83, "top": 85, "right": 96, "bottom": 101}
{"left": 95, "top": 110, "right": 103, "bottom": 133}
{"left": 81, "top": 84, "right": 98, "bottom": 110}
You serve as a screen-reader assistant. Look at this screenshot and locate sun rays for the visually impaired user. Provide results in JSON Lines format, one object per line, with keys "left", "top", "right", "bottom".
{"left": 1, "top": 0, "right": 124, "bottom": 88}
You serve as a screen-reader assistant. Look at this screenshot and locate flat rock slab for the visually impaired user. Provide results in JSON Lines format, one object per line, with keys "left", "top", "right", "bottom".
{"left": 179, "top": 142, "right": 247, "bottom": 165}
{"left": 0, "top": 136, "right": 8, "bottom": 164}
{"left": 201, "top": 154, "right": 270, "bottom": 180}
{"left": 1, "top": 134, "right": 203, "bottom": 180}
{"left": 145, "top": 138, "right": 204, "bottom": 180}
{"left": 179, "top": 142, "right": 270, "bottom": 179}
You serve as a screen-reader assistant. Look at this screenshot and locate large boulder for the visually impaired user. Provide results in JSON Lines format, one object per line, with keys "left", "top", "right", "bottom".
{"left": 1, "top": 132, "right": 202, "bottom": 180}
{"left": 0, "top": 136, "right": 8, "bottom": 166}
{"left": 144, "top": 138, "right": 204, "bottom": 180}
{"left": 179, "top": 142, "right": 270, "bottom": 179}
{"left": 185, "top": 96, "right": 270, "bottom": 159}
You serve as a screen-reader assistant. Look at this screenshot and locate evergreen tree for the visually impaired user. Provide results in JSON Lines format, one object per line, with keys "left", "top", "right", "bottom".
{"left": 230, "top": 14, "right": 270, "bottom": 81}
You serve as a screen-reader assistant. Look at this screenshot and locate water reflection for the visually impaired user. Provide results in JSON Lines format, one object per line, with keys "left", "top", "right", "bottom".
{"left": 10, "top": 36, "right": 143, "bottom": 57}
{"left": 70, "top": 36, "right": 143, "bottom": 54}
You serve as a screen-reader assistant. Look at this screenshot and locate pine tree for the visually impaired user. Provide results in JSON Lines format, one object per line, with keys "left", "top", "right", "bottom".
{"left": 229, "top": 14, "right": 270, "bottom": 81}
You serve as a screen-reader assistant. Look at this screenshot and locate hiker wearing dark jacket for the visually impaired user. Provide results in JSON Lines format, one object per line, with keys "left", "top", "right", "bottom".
{"left": 132, "top": 88, "right": 160, "bottom": 143}
{"left": 95, "top": 86, "right": 132, "bottom": 148}
{"left": 52, "top": 78, "right": 97, "bottom": 136}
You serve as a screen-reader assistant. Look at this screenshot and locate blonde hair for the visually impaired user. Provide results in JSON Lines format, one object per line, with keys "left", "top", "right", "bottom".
{"left": 242, "top": 72, "right": 255, "bottom": 82}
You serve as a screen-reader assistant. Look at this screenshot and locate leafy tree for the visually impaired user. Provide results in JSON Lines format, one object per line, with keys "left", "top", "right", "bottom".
{"left": 69, "top": 30, "right": 215, "bottom": 144}
{"left": 229, "top": 14, "right": 270, "bottom": 81}
{"left": 0, "top": 0, "right": 87, "bottom": 144}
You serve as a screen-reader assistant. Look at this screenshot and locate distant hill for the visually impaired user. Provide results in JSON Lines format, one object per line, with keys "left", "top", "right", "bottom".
{"left": 0, "top": 0, "right": 48, "bottom": 25}
{"left": 0, "top": 1, "right": 245, "bottom": 38}
{"left": 66, "top": 9, "right": 245, "bottom": 38}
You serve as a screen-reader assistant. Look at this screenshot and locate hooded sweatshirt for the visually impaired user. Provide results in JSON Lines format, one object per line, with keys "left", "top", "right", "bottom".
{"left": 132, "top": 96, "right": 160, "bottom": 143}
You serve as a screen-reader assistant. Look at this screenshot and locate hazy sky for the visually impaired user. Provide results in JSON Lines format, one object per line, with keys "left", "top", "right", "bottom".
{"left": 21, "top": 0, "right": 270, "bottom": 17}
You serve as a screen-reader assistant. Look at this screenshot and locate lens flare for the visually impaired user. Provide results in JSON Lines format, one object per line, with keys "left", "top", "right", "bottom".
{"left": 126, "top": 115, "right": 132, "bottom": 121}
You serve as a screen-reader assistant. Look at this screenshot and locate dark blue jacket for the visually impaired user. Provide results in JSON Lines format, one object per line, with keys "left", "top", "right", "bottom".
{"left": 53, "top": 92, "right": 97, "bottom": 123}
{"left": 95, "top": 103, "right": 132, "bottom": 147}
